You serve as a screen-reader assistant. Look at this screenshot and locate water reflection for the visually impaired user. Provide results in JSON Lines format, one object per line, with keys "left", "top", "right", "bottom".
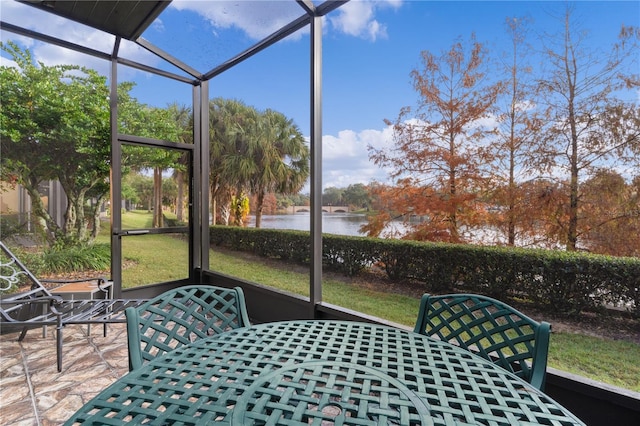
{"left": 248, "top": 213, "right": 368, "bottom": 236}
{"left": 247, "top": 213, "right": 408, "bottom": 238}
{"left": 248, "top": 213, "right": 508, "bottom": 244}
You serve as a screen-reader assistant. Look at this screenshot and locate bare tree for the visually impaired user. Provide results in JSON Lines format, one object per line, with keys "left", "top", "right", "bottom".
{"left": 489, "top": 15, "right": 549, "bottom": 246}
{"left": 535, "top": 5, "right": 639, "bottom": 250}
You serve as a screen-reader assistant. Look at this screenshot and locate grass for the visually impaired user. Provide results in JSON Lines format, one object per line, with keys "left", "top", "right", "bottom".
{"left": 210, "top": 249, "right": 421, "bottom": 325}
{"left": 119, "top": 234, "right": 190, "bottom": 287}
{"left": 210, "top": 248, "right": 639, "bottom": 390}
{"left": 97, "top": 210, "right": 189, "bottom": 287}
{"left": 548, "top": 333, "right": 640, "bottom": 390}
{"left": 98, "top": 210, "right": 640, "bottom": 392}
{"left": 120, "top": 209, "right": 155, "bottom": 228}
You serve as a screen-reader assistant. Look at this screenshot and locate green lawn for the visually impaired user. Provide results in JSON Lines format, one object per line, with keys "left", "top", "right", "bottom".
{"left": 99, "top": 211, "right": 640, "bottom": 392}
{"left": 98, "top": 211, "right": 189, "bottom": 287}
{"left": 209, "top": 248, "right": 640, "bottom": 391}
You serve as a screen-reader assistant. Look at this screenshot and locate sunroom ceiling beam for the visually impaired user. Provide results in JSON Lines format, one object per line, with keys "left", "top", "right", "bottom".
{"left": 0, "top": 21, "right": 110, "bottom": 61}
{"left": 0, "top": 21, "right": 197, "bottom": 85}
{"left": 203, "top": 13, "right": 309, "bottom": 80}
{"left": 296, "top": 0, "right": 316, "bottom": 16}
{"left": 136, "top": 37, "right": 202, "bottom": 80}
{"left": 204, "top": 0, "right": 348, "bottom": 80}
{"left": 17, "top": 0, "right": 171, "bottom": 41}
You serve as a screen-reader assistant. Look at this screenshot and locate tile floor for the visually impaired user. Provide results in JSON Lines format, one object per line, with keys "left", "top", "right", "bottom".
{"left": 0, "top": 323, "right": 129, "bottom": 425}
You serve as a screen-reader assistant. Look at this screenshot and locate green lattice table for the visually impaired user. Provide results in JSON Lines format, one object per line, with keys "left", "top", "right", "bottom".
{"left": 65, "top": 320, "right": 585, "bottom": 425}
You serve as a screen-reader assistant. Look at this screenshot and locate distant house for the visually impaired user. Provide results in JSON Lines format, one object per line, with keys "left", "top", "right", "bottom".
{"left": 0, "top": 180, "right": 67, "bottom": 233}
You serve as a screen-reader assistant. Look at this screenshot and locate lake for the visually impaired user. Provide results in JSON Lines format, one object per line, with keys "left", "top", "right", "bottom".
{"left": 247, "top": 213, "right": 370, "bottom": 236}
{"left": 248, "top": 213, "right": 504, "bottom": 244}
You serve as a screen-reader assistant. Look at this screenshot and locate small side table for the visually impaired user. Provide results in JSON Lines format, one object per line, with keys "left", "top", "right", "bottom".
{"left": 52, "top": 281, "right": 113, "bottom": 300}
{"left": 52, "top": 281, "right": 113, "bottom": 334}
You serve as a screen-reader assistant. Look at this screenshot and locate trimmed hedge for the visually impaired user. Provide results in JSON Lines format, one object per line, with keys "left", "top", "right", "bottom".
{"left": 210, "top": 226, "right": 640, "bottom": 317}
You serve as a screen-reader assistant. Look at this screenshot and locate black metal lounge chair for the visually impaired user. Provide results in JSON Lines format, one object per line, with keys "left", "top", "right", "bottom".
{"left": 0, "top": 241, "right": 147, "bottom": 372}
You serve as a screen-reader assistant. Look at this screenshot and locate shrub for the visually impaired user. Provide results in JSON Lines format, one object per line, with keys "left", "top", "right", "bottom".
{"left": 41, "top": 243, "right": 111, "bottom": 273}
{"left": 210, "top": 225, "right": 640, "bottom": 317}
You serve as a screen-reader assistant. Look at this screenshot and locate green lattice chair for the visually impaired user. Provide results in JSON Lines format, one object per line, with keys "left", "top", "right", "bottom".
{"left": 125, "top": 285, "right": 250, "bottom": 371}
{"left": 414, "top": 293, "right": 551, "bottom": 390}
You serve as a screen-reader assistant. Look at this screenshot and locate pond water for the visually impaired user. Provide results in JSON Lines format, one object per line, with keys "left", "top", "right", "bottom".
{"left": 247, "top": 213, "right": 371, "bottom": 236}
{"left": 248, "top": 213, "right": 503, "bottom": 244}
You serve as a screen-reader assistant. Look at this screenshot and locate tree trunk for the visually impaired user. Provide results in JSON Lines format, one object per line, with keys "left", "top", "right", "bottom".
{"left": 448, "top": 133, "right": 459, "bottom": 243}
{"left": 507, "top": 46, "right": 518, "bottom": 246}
{"left": 255, "top": 190, "right": 265, "bottom": 228}
{"left": 565, "top": 14, "right": 579, "bottom": 252}
{"left": 90, "top": 193, "right": 106, "bottom": 240}
{"left": 220, "top": 204, "right": 230, "bottom": 226}
{"left": 567, "top": 137, "right": 579, "bottom": 251}
{"left": 75, "top": 189, "right": 89, "bottom": 242}
{"left": 176, "top": 170, "right": 185, "bottom": 222}
{"left": 210, "top": 184, "right": 217, "bottom": 225}
{"left": 153, "top": 167, "right": 163, "bottom": 228}
{"left": 63, "top": 199, "right": 76, "bottom": 239}
{"left": 23, "top": 179, "right": 60, "bottom": 244}
{"left": 61, "top": 191, "right": 89, "bottom": 243}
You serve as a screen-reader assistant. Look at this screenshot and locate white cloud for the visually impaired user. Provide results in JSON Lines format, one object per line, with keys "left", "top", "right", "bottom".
{"left": 0, "top": 55, "right": 17, "bottom": 68}
{"left": 171, "top": 0, "right": 402, "bottom": 43}
{"left": 171, "top": 0, "right": 305, "bottom": 41}
{"left": 319, "top": 125, "right": 395, "bottom": 189}
{"left": 151, "top": 18, "right": 166, "bottom": 33}
{"left": 329, "top": 0, "right": 402, "bottom": 42}
{"left": 1, "top": 1, "right": 113, "bottom": 50}
{"left": 0, "top": 0, "right": 161, "bottom": 77}
{"left": 470, "top": 113, "right": 499, "bottom": 130}
{"left": 323, "top": 130, "right": 360, "bottom": 159}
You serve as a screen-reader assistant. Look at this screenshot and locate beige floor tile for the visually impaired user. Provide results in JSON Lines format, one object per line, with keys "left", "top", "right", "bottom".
{"left": 0, "top": 324, "right": 128, "bottom": 425}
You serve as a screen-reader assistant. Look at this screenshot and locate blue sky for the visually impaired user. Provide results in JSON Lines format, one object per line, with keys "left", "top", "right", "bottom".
{"left": 1, "top": 0, "right": 638, "bottom": 190}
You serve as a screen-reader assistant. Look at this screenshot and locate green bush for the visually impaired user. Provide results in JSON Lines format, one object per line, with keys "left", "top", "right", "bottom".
{"left": 210, "top": 225, "right": 640, "bottom": 317}
{"left": 0, "top": 215, "right": 23, "bottom": 240}
{"left": 41, "top": 243, "right": 111, "bottom": 273}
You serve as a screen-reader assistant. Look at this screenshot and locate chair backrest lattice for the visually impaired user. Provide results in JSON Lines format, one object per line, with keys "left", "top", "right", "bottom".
{"left": 1, "top": 241, "right": 56, "bottom": 324}
{"left": 126, "top": 285, "right": 250, "bottom": 371}
{"left": 1, "top": 241, "right": 52, "bottom": 297}
{"left": 414, "top": 293, "right": 551, "bottom": 390}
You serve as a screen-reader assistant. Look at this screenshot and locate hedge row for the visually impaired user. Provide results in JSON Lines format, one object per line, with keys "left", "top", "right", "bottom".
{"left": 210, "top": 226, "right": 640, "bottom": 317}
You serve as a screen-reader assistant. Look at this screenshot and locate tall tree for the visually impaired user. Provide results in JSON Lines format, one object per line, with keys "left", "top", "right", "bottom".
{"left": 489, "top": 16, "right": 545, "bottom": 246}
{"left": 167, "top": 103, "right": 192, "bottom": 223}
{"left": 342, "top": 183, "right": 371, "bottom": 210}
{"left": 536, "top": 6, "right": 639, "bottom": 250}
{"left": 209, "top": 98, "right": 254, "bottom": 225}
{"left": 124, "top": 173, "right": 153, "bottom": 210}
{"left": 369, "top": 34, "right": 501, "bottom": 242}
{"left": 118, "top": 89, "right": 182, "bottom": 228}
{"left": 322, "top": 187, "right": 344, "bottom": 207}
{"left": 208, "top": 99, "right": 308, "bottom": 227}
{"left": 0, "top": 42, "right": 110, "bottom": 245}
{"left": 246, "top": 109, "right": 309, "bottom": 228}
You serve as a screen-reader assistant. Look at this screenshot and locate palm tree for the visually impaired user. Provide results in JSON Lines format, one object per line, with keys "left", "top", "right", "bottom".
{"left": 209, "top": 98, "right": 255, "bottom": 225}
{"left": 247, "top": 109, "right": 309, "bottom": 228}
{"left": 209, "top": 99, "right": 309, "bottom": 228}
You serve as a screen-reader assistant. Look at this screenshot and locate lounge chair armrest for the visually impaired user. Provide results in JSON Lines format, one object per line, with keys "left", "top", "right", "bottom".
{"left": 0, "top": 295, "right": 63, "bottom": 305}
{"left": 41, "top": 277, "right": 107, "bottom": 285}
